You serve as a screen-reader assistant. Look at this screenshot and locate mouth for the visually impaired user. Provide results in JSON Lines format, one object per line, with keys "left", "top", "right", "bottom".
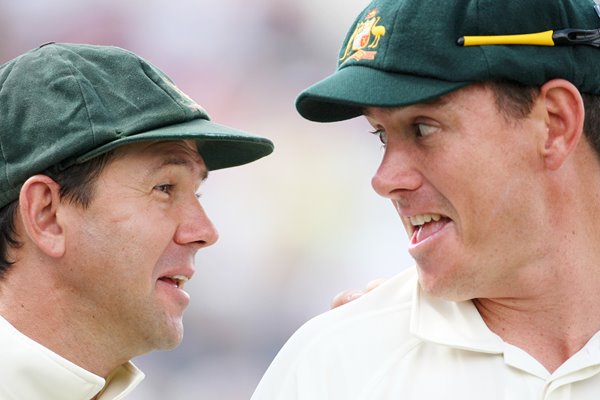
{"left": 406, "top": 213, "right": 452, "bottom": 244}
{"left": 158, "top": 275, "right": 190, "bottom": 290}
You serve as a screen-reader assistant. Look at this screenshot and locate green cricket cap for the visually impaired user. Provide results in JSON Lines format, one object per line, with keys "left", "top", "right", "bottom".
{"left": 0, "top": 43, "right": 274, "bottom": 208}
{"left": 296, "top": 0, "right": 600, "bottom": 122}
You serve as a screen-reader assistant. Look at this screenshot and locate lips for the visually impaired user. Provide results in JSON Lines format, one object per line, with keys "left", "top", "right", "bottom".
{"left": 158, "top": 275, "right": 189, "bottom": 290}
{"left": 157, "top": 272, "right": 193, "bottom": 308}
{"left": 407, "top": 213, "right": 451, "bottom": 244}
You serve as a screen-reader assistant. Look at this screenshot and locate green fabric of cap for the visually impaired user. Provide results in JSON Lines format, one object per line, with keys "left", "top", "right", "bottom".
{"left": 296, "top": 0, "right": 600, "bottom": 122}
{"left": 0, "top": 43, "right": 274, "bottom": 208}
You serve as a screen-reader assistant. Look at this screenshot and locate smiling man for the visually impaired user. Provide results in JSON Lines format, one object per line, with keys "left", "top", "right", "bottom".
{"left": 0, "top": 43, "right": 273, "bottom": 399}
{"left": 252, "top": 0, "right": 600, "bottom": 399}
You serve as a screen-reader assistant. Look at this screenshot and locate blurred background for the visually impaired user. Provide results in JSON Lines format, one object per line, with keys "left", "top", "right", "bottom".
{"left": 0, "top": 0, "right": 412, "bottom": 398}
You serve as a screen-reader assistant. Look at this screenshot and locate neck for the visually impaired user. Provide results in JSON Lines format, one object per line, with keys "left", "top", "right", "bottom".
{"left": 0, "top": 261, "right": 130, "bottom": 377}
{"left": 477, "top": 145, "right": 600, "bottom": 373}
{"left": 475, "top": 303, "right": 599, "bottom": 373}
{"left": 473, "top": 253, "right": 600, "bottom": 373}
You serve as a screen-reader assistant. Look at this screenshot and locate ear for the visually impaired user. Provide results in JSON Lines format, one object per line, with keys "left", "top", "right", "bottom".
{"left": 18, "top": 175, "right": 66, "bottom": 258}
{"left": 538, "top": 79, "right": 585, "bottom": 171}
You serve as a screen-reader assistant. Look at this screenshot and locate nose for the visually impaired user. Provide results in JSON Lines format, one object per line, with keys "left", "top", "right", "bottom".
{"left": 174, "top": 196, "right": 219, "bottom": 249}
{"left": 371, "top": 146, "right": 423, "bottom": 199}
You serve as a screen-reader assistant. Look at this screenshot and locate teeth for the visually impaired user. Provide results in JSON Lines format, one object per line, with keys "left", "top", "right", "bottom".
{"left": 170, "top": 275, "right": 189, "bottom": 289}
{"left": 409, "top": 214, "right": 442, "bottom": 226}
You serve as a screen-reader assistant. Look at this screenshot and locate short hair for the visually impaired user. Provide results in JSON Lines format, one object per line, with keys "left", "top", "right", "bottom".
{"left": 485, "top": 80, "right": 540, "bottom": 120}
{"left": 582, "top": 94, "right": 600, "bottom": 156}
{"left": 0, "top": 151, "right": 115, "bottom": 278}
{"left": 487, "top": 80, "right": 600, "bottom": 159}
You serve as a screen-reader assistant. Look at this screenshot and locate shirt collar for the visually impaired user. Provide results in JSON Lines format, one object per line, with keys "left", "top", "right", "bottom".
{"left": 409, "top": 280, "right": 504, "bottom": 354}
{"left": 0, "top": 315, "right": 144, "bottom": 400}
{"left": 407, "top": 273, "right": 600, "bottom": 379}
{"left": 96, "top": 362, "right": 145, "bottom": 400}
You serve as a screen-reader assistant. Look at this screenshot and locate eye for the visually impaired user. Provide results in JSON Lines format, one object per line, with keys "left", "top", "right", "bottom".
{"left": 154, "top": 184, "right": 174, "bottom": 195}
{"left": 415, "top": 123, "right": 439, "bottom": 137}
{"left": 369, "top": 129, "right": 388, "bottom": 145}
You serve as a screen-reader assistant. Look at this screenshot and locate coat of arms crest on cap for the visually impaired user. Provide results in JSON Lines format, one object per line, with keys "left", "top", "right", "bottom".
{"left": 340, "top": 8, "right": 386, "bottom": 63}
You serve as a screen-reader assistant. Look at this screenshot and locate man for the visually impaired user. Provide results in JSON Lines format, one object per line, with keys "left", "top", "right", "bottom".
{"left": 251, "top": 0, "right": 600, "bottom": 398}
{"left": 0, "top": 43, "right": 273, "bottom": 399}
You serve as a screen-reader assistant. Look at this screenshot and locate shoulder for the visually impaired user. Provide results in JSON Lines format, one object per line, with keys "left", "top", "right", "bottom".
{"left": 306, "top": 266, "right": 415, "bottom": 338}
{"left": 251, "top": 267, "right": 420, "bottom": 400}
{"left": 277, "top": 267, "right": 416, "bottom": 351}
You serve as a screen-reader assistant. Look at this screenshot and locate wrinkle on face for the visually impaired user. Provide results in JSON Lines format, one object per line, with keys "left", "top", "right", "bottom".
{"left": 57, "top": 139, "right": 212, "bottom": 360}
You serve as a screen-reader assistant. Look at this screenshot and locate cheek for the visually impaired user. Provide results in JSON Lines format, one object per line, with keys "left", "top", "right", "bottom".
{"left": 120, "top": 212, "right": 177, "bottom": 260}
{"left": 448, "top": 160, "right": 540, "bottom": 255}
{"left": 78, "top": 208, "right": 176, "bottom": 271}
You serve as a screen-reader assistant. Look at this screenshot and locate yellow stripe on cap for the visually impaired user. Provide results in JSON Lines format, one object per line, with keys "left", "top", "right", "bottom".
{"left": 461, "top": 30, "right": 555, "bottom": 46}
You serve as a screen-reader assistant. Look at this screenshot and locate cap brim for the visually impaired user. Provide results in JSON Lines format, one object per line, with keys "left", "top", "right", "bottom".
{"left": 74, "top": 118, "right": 274, "bottom": 171}
{"left": 296, "top": 65, "right": 470, "bottom": 122}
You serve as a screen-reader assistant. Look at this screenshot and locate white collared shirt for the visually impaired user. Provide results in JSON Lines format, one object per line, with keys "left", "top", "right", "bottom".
{"left": 251, "top": 267, "right": 600, "bottom": 399}
{"left": 0, "top": 316, "right": 144, "bottom": 400}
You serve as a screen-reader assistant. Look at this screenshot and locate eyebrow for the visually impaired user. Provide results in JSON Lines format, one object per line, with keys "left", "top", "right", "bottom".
{"left": 419, "top": 95, "right": 449, "bottom": 108}
{"left": 362, "top": 95, "right": 450, "bottom": 117}
{"left": 400, "top": 95, "right": 450, "bottom": 112}
{"left": 361, "top": 92, "right": 454, "bottom": 115}
{"left": 149, "top": 156, "right": 209, "bottom": 182}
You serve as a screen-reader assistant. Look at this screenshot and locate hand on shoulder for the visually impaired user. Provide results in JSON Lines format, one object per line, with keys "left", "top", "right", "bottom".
{"left": 331, "top": 278, "right": 387, "bottom": 309}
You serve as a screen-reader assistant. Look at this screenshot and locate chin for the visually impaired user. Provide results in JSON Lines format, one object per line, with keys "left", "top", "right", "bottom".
{"left": 416, "top": 267, "right": 474, "bottom": 302}
{"left": 151, "top": 318, "right": 185, "bottom": 351}
{"left": 161, "top": 336, "right": 184, "bottom": 350}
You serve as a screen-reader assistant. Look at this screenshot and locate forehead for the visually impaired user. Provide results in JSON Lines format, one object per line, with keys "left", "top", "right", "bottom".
{"left": 111, "top": 140, "right": 208, "bottom": 180}
{"left": 363, "top": 83, "right": 492, "bottom": 119}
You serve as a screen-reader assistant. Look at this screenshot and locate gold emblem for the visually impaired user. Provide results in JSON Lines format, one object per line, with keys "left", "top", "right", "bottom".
{"left": 340, "top": 8, "right": 387, "bottom": 63}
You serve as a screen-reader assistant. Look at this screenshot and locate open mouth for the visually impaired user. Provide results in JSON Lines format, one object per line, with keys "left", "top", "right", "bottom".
{"left": 158, "top": 275, "right": 189, "bottom": 290}
{"left": 407, "top": 213, "right": 451, "bottom": 244}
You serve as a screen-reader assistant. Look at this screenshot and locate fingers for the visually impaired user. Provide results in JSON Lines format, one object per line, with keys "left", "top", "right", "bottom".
{"left": 330, "top": 278, "right": 387, "bottom": 309}
{"left": 366, "top": 278, "right": 386, "bottom": 292}
{"left": 331, "top": 289, "right": 366, "bottom": 309}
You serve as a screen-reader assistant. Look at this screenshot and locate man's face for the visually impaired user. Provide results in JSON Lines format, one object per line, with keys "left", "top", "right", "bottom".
{"left": 60, "top": 140, "right": 218, "bottom": 356}
{"left": 365, "top": 84, "right": 549, "bottom": 301}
